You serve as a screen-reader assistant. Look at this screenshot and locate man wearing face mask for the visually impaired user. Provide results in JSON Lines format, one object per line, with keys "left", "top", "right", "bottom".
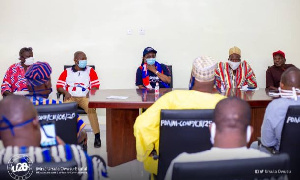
{"left": 1, "top": 47, "right": 35, "bottom": 97}
{"left": 136, "top": 47, "right": 171, "bottom": 89}
{"left": 57, "top": 51, "right": 101, "bottom": 148}
{"left": 258, "top": 67, "right": 300, "bottom": 153}
{"left": 164, "top": 97, "right": 270, "bottom": 180}
{"left": 215, "top": 46, "right": 257, "bottom": 90}
{"left": 266, "top": 50, "right": 295, "bottom": 91}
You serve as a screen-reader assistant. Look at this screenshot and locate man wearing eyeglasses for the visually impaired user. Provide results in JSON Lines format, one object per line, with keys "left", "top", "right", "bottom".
{"left": 214, "top": 46, "right": 257, "bottom": 90}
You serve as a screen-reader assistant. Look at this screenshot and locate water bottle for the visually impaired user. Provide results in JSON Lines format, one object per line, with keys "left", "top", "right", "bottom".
{"left": 155, "top": 82, "right": 159, "bottom": 94}
{"left": 155, "top": 82, "right": 159, "bottom": 101}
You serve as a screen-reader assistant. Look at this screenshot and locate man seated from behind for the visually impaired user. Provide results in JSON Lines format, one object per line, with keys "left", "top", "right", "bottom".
{"left": 260, "top": 67, "right": 300, "bottom": 152}
{"left": 134, "top": 56, "right": 226, "bottom": 176}
{"left": 24, "top": 61, "right": 87, "bottom": 149}
{"left": 165, "top": 97, "right": 270, "bottom": 180}
{"left": 0, "top": 95, "right": 108, "bottom": 179}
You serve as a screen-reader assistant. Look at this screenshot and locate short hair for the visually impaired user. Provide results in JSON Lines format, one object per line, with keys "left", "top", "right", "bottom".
{"left": 0, "top": 95, "right": 37, "bottom": 125}
{"left": 214, "top": 97, "right": 251, "bottom": 133}
{"left": 19, "top": 47, "right": 33, "bottom": 57}
{"left": 74, "top": 51, "right": 85, "bottom": 59}
{"left": 281, "top": 67, "right": 300, "bottom": 88}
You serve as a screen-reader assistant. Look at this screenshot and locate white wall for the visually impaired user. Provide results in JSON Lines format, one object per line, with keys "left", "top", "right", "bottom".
{"left": 1, "top": 0, "right": 300, "bottom": 93}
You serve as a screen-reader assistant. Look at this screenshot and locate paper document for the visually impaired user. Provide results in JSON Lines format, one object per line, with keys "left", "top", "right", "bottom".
{"left": 106, "top": 96, "right": 128, "bottom": 100}
{"left": 13, "top": 91, "right": 29, "bottom": 95}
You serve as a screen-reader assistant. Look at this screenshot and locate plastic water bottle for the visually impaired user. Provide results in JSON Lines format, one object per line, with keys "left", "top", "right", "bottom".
{"left": 155, "top": 82, "right": 159, "bottom": 101}
{"left": 155, "top": 82, "right": 159, "bottom": 94}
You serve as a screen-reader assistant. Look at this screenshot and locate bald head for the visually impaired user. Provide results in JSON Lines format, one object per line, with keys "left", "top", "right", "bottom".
{"left": 281, "top": 67, "right": 300, "bottom": 89}
{"left": 74, "top": 51, "right": 86, "bottom": 60}
{"left": 0, "top": 95, "right": 41, "bottom": 147}
{"left": 0, "top": 95, "right": 37, "bottom": 125}
{"left": 214, "top": 97, "right": 251, "bottom": 133}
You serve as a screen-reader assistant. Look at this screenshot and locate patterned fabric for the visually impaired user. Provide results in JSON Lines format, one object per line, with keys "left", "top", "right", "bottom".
{"left": 192, "top": 56, "right": 217, "bottom": 82}
{"left": 215, "top": 61, "right": 257, "bottom": 89}
{"left": 1, "top": 63, "right": 28, "bottom": 95}
{"left": 57, "top": 66, "right": 100, "bottom": 97}
{"left": 25, "top": 62, "right": 52, "bottom": 86}
{"left": 27, "top": 95, "right": 86, "bottom": 138}
{"left": 0, "top": 145, "right": 108, "bottom": 180}
{"left": 139, "top": 61, "right": 169, "bottom": 88}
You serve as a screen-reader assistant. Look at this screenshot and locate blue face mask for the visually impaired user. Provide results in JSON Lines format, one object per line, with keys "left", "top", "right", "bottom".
{"left": 78, "top": 60, "right": 87, "bottom": 68}
{"left": 189, "top": 76, "right": 195, "bottom": 90}
{"left": 0, "top": 116, "right": 34, "bottom": 136}
{"left": 146, "top": 58, "right": 156, "bottom": 65}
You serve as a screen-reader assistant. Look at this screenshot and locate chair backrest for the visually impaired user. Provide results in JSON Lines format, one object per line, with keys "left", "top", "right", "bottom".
{"left": 172, "top": 154, "right": 290, "bottom": 180}
{"left": 35, "top": 102, "right": 78, "bottom": 144}
{"left": 64, "top": 65, "right": 95, "bottom": 70}
{"left": 0, "top": 159, "right": 80, "bottom": 180}
{"left": 280, "top": 105, "right": 300, "bottom": 179}
{"left": 157, "top": 109, "right": 214, "bottom": 180}
{"left": 165, "top": 65, "right": 173, "bottom": 88}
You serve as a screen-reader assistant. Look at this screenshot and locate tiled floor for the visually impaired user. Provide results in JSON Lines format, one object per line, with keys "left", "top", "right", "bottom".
{"left": 82, "top": 115, "right": 150, "bottom": 180}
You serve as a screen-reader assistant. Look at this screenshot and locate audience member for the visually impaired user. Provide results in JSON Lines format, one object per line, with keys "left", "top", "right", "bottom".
{"left": 215, "top": 46, "right": 257, "bottom": 90}
{"left": 260, "top": 67, "right": 300, "bottom": 152}
{"left": 136, "top": 47, "right": 171, "bottom": 89}
{"left": 56, "top": 51, "right": 101, "bottom": 148}
{"left": 0, "top": 95, "right": 108, "bottom": 179}
{"left": 134, "top": 56, "right": 225, "bottom": 175}
{"left": 266, "top": 50, "right": 295, "bottom": 90}
{"left": 165, "top": 97, "right": 270, "bottom": 180}
{"left": 24, "top": 62, "right": 87, "bottom": 149}
{"left": 1, "top": 47, "right": 35, "bottom": 97}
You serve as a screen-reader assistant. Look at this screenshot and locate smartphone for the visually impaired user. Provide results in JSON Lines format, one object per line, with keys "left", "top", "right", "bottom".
{"left": 40, "top": 122, "right": 58, "bottom": 147}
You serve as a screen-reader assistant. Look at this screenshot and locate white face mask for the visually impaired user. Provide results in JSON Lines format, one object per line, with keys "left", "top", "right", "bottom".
{"left": 269, "top": 87, "right": 300, "bottom": 101}
{"left": 24, "top": 57, "right": 34, "bottom": 66}
{"left": 228, "top": 61, "right": 241, "bottom": 70}
{"left": 210, "top": 122, "right": 251, "bottom": 145}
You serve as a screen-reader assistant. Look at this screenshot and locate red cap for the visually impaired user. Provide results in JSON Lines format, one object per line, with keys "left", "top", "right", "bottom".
{"left": 273, "top": 50, "right": 285, "bottom": 58}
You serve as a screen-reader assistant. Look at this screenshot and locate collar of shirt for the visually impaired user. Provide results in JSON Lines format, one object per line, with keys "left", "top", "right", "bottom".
{"left": 211, "top": 146, "right": 247, "bottom": 151}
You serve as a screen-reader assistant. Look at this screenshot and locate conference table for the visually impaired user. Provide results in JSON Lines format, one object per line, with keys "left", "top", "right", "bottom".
{"left": 89, "top": 88, "right": 274, "bottom": 167}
